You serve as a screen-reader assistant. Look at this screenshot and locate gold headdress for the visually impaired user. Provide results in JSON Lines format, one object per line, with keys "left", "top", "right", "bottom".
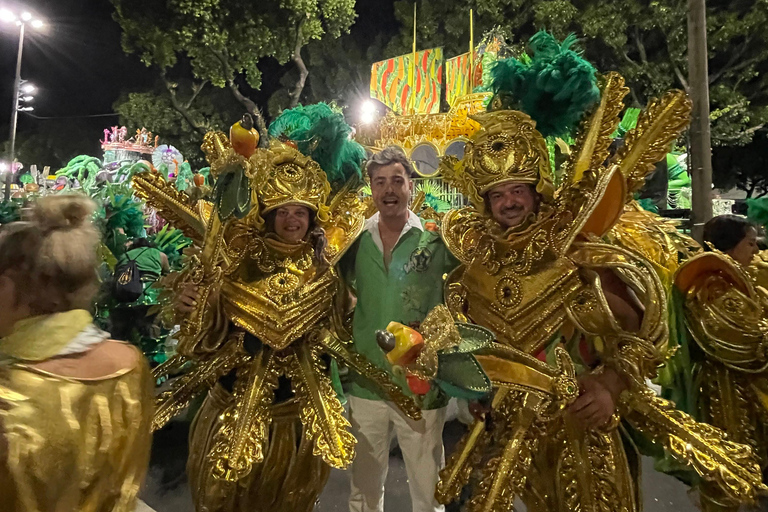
{"left": 249, "top": 142, "right": 331, "bottom": 221}
{"left": 442, "top": 110, "right": 554, "bottom": 211}
{"left": 441, "top": 31, "right": 603, "bottom": 214}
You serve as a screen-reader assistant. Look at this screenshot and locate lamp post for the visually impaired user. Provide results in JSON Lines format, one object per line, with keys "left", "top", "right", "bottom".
{"left": 687, "top": 0, "right": 712, "bottom": 243}
{"left": 1, "top": 8, "right": 44, "bottom": 202}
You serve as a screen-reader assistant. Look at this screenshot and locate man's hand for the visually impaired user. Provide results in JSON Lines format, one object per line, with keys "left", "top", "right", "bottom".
{"left": 567, "top": 368, "right": 627, "bottom": 430}
{"left": 175, "top": 283, "right": 200, "bottom": 315}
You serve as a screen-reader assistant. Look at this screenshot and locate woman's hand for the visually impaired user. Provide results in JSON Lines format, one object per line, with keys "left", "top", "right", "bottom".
{"left": 175, "top": 283, "right": 200, "bottom": 315}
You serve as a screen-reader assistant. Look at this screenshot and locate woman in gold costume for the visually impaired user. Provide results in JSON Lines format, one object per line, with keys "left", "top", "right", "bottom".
{"left": 0, "top": 195, "right": 153, "bottom": 512}
{"left": 673, "top": 214, "right": 767, "bottom": 511}
{"left": 135, "top": 107, "right": 419, "bottom": 512}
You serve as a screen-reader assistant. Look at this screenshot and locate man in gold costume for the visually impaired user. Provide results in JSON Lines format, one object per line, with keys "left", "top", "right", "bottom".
{"left": 434, "top": 32, "right": 767, "bottom": 512}
{"left": 133, "top": 106, "right": 420, "bottom": 512}
{"left": 672, "top": 214, "right": 768, "bottom": 511}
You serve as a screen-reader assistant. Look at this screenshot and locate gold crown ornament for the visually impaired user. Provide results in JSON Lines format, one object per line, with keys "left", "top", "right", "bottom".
{"left": 441, "top": 110, "right": 554, "bottom": 213}
{"left": 249, "top": 142, "right": 331, "bottom": 222}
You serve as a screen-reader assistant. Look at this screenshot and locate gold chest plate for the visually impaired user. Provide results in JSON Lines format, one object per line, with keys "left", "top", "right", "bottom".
{"left": 462, "top": 256, "right": 583, "bottom": 354}
{"left": 221, "top": 266, "right": 337, "bottom": 350}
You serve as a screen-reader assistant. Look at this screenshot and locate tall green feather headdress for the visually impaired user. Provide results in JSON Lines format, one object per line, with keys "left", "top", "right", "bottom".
{"left": 268, "top": 103, "right": 365, "bottom": 187}
{"left": 488, "top": 31, "right": 601, "bottom": 138}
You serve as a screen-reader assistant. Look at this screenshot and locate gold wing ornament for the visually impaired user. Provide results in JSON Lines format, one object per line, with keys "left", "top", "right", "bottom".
{"left": 132, "top": 171, "right": 207, "bottom": 242}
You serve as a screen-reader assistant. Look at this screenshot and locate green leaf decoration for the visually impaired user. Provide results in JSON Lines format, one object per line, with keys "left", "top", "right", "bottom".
{"left": 435, "top": 352, "right": 492, "bottom": 400}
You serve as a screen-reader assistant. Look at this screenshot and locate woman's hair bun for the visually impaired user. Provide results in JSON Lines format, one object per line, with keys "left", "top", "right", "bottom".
{"left": 33, "top": 195, "right": 95, "bottom": 231}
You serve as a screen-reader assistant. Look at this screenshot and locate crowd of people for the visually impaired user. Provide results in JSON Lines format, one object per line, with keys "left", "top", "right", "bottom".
{"left": 1, "top": 31, "right": 768, "bottom": 512}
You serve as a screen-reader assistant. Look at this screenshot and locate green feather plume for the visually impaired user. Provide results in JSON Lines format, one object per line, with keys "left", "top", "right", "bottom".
{"left": 268, "top": 103, "right": 364, "bottom": 185}
{"left": 612, "top": 108, "right": 641, "bottom": 138}
{"left": 747, "top": 197, "right": 768, "bottom": 229}
{"left": 488, "top": 31, "right": 600, "bottom": 138}
{"left": 267, "top": 103, "right": 338, "bottom": 139}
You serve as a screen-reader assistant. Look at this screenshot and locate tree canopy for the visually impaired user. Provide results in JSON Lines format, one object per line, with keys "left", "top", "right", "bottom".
{"left": 713, "top": 131, "right": 768, "bottom": 198}
{"left": 110, "top": 0, "right": 359, "bottom": 136}
{"left": 384, "top": 0, "right": 768, "bottom": 147}
{"left": 113, "top": 81, "right": 239, "bottom": 167}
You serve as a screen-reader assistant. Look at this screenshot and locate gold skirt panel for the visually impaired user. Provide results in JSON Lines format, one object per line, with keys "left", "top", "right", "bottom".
{"left": 696, "top": 361, "right": 768, "bottom": 512}
{"left": 522, "top": 419, "right": 637, "bottom": 512}
{"left": 188, "top": 384, "right": 331, "bottom": 512}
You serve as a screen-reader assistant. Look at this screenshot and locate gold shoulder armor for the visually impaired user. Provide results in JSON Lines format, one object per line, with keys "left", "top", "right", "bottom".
{"left": 568, "top": 241, "right": 668, "bottom": 383}
{"left": 132, "top": 172, "right": 207, "bottom": 242}
{"left": 441, "top": 207, "right": 489, "bottom": 266}
{"left": 321, "top": 187, "right": 366, "bottom": 265}
{"left": 675, "top": 253, "right": 768, "bottom": 373}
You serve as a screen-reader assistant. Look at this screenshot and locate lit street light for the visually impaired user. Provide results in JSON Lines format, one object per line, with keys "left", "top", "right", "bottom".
{"left": 1, "top": 6, "right": 45, "bottom": 201}
{"left": 360, "top": 99, "right": 378, "bottom": 125}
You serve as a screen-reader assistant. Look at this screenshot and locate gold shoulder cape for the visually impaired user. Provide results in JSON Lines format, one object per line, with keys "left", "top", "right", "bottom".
{"left": 0, "top": 351, "right": 153, "bottom": 512}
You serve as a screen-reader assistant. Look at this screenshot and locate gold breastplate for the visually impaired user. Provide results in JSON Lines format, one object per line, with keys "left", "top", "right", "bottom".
{"left": 220, "top": 243, "right": 338, "bottom": 350}
{"left": 456, "top": 256, "right": 584, "bottom": 354}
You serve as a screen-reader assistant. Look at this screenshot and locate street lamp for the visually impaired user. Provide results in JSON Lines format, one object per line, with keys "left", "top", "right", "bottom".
{"left": 360, "top": 100, "right": 378, "bottom": 125}
{"left": 1, "top": 6, "right": 45, "bottom": 202}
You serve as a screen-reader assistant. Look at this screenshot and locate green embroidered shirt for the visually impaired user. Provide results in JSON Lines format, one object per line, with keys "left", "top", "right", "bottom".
{"left": 342, "top": 212, "right": 458, "bottom": 410}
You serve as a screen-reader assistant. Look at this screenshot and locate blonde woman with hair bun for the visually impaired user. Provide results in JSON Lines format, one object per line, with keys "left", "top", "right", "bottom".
{"left": 0, "top": 195, "right": 154, "bottom": 512}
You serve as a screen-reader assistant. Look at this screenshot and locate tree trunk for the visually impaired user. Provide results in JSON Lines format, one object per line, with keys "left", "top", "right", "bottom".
{"left": 161, "top": 72, "right": 207, "bottom": 135}
{"left": 688, "top": 0, "right": 713, "bottom": 243}
{"left": 226, "top": 79, "right": 269, "bottom": 147}
{"left": 288, "top": 20, "right": 308, "bottom": 108}
{"left": 210, "top": 48, "right": 269, "bottom": 147}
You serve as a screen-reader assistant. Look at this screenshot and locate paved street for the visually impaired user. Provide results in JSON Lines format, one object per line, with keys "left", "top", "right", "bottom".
{"left": 138, "top": 416, "right": 744, "bottom": 512}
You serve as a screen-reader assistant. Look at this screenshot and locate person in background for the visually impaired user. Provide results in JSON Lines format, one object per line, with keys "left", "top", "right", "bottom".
{"left": 672, "top": 215, "right": 766, "bottom": 511}
{"left": 703, "top": 214, "right": 759, "bottom": 265}
{"left": 111, "top": 236, "right": 169, "bottom": 342}
{"left": 342, "top": 147, "right": 457, "bottom": 512}
{"left": 0, "top": 195, "right": 153, "bottom": 512}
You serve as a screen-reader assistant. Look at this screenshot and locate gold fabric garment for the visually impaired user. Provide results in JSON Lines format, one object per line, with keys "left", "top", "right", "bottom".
{"left": 188, "top": 384, "right": 330, "bottom": 512}
{"left": 0, "top": 349, "right": 153, "bottom": 512}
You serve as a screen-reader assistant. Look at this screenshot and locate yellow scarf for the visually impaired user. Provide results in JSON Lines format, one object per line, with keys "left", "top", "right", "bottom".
{"left": 1, "top": 310, "right": 94, "bottom": 361}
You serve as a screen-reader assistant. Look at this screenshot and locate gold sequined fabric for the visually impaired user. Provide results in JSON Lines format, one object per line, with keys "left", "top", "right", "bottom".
{"left": 0, "top": 350, "right": 153, "bottom": 512}
{"left": 188, "top": 384, "right": 330, "bottom": 512}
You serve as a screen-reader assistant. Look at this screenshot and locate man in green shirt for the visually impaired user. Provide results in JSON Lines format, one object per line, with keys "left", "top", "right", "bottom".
{"left": 342, "top": 147, "right": 457, "bottom": 512}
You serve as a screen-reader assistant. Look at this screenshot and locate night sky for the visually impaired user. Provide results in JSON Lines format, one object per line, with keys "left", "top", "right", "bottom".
{"left": 0, "top": 0, "right": 398, "bottom": 160}
{"left": 0, "top": 0, "right": 153, "bottom": 139}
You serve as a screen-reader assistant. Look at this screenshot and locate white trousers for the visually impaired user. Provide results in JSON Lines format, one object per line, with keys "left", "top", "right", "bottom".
{"left": 348, "top": 395, "right": 447, "bottom": 512}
